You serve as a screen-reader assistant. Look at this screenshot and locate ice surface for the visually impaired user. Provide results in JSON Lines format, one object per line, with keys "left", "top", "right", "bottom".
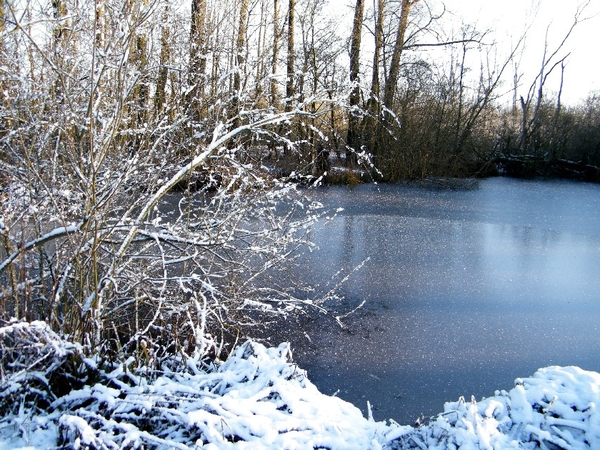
{"left": 291, "top": 178, "right": 600, "bottom": 423}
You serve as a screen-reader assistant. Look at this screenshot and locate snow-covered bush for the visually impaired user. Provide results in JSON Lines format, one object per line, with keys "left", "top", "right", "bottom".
{"left": 0, "top": 321, "right": 392, "bottom": 449}
{"left": 389, "top": 367, "right": 600, "bottom": 449}
{"left": 0, "top": 4, "right": 333, "bottom": 358}
{"left": 0, "top": 321, "right": 90, "bottom": 419}
{"left": 0, "top": 107, "right": 329, "bottom": 361}
{"left": 0, "top": 0, "right": 347, "bottom": 363}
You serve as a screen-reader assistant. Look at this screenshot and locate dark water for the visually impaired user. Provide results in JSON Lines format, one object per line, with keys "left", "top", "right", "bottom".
{"left": 284, "top": 177, "right": 600, "bottom": 425}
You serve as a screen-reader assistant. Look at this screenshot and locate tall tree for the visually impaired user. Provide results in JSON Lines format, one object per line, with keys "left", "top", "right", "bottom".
{"left": 255, "top": 0, "right": 268, "bottom": 103}
{"left": 518, "top": 1, "right": 589, "bottom": 155}
{"left": 124, "top": 0, "right": 150, "bottom": 136}
{"left": 346, "top": 0, "right": 364, "bottom": 162}
{"left": 188, "top": 0, "right": 207, "bottom": 119}
{"left": 365, "top": 0, "right": 385, "bottom": 152}
{"left": 51, "top": 0, "right": 68, "bottom": 50}
{"left": 285, "top": 0, "right": 295, "bottom": 112}
{"left": 369, "top": 0, "right": 384, "bottom": 107}
{"left": 154, "top": 4, "right": 171, "bottom": 118}
{"left": 0, "top": 0, "right": 5, "bottom": 56}
{"left": 271, "top": 0, "right": 281, "bottom": 108}
{"left": 50, "top": 0, "right": 69, "bottom": 101}
{"left": 132, "top": 33, "right": 149, "bottom": 128}
{"left": 0, "top": 0, "right": 7, "bottom": 95}
{"left": 232, "top": 0, "right": 250, "bottom": 127}
{"left": 383, "top": 0, "right": 419, "bottom": 110}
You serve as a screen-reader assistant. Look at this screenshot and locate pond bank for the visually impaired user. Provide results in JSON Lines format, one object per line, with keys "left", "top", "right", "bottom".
{"left": 3, "top": 321, "right": 600, "bottom": 449}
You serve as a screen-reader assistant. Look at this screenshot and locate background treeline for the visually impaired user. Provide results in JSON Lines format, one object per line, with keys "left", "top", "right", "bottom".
{"left": 1, "top": 0, "right": 599, "bottom": 184}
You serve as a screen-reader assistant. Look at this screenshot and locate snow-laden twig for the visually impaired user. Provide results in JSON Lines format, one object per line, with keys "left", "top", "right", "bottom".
{"left": 0, "top": 218, "right": 88, "bottom": 274}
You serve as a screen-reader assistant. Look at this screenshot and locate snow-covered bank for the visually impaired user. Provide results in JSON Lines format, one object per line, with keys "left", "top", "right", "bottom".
{"left": 1, "top": 322, "right": 600, "bottom": 449}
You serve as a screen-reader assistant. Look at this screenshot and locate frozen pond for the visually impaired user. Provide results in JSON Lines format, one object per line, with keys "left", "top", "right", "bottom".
{"left": 285, "top": 177, "right": 600, "bottom": 425}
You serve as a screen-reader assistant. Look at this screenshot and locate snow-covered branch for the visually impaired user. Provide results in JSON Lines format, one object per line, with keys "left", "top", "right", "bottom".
{"left": 0, "top": 218, "right": 88, "bottom": 274}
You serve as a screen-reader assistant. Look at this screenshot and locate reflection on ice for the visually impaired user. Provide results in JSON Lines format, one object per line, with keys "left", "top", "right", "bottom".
{"left": 290, "top": 178, "right": 600, "bottom": 424}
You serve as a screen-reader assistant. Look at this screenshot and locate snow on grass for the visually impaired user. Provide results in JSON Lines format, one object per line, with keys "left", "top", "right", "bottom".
{"left": 1, "top": 321, "right": 600, "bottom": 449}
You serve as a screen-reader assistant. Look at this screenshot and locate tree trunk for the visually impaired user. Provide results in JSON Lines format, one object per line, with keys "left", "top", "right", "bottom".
{"left": 0, "top": 0, "right": 7, "bottom": 92}
{"left": 271, "top": 0, "right": 280, "bottom": 108}
{"left": 232, "top": 0, "right": 250, "bottom": 128}
{"left": 370, "top": 0, "right": 384, "bottom": 107}
{"left": 0, "top": 0, "right": 4, "bottom": 48}
{"left": 346, "top": 0, "right": 364, "bottom": 164}
{"left": 383, "top": 0, "right": 418, "bottom": 109}
{"left": 50, "top": 0, "right": 69, "bottom": 101}
{"left": 133, "top": 34, "right": 149, "bottom": 128}
{"left": 453, "top": 41, "right": 467, "bottom": 154}
{"left": 366, "top": 0, "right": 384, "bottom": 154}
{"left": 188, "top": 0, "right": 207, "bottom": 119}
{"left": 519, "top": 95, "right": 528, "bottom": 152}
{"left": 285, "top": 0, "right": 295, "bottom": 112}
{"left": 255, "top": 0, "right": 267, "bottom": 103}
{"left": 548, "top": 61, "right": 565, "bottom": 159}
{"left": 93, "top": 0, "right": 107, "bottom": 50}
{"left": 51, "top": 0, "right": 68, "bottom": 50}
{"left": 154, "top": 5, "right": 170, "bottom": 118}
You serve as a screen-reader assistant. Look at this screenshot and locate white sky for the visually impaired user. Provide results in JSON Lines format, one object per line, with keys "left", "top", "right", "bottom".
{"left": 447, "top": 0, "right": 600, "bottom": 105}
{"left": 332, "top": 0, "right": 600, "bottom": 105}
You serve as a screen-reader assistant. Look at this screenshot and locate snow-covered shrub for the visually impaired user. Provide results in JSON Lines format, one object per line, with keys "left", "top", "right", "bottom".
{"left": 0, "top": 0, "right": 342, "bottom": 363}
{"left": 0, "top": 321, "right": 393, "bottom": 449}
{"left": 390, "top": 366, "right": 600, "bottom": 449}
{"left": 0, "top": 100, "right": 330, "bottom": 362}
{"left": 0, "top": 321, "right": 92, "bottom": 418}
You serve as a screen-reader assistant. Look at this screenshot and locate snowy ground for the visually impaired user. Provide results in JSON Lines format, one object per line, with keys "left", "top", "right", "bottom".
{"left": 1, "top": 321, "right": 600, "bottom": 449}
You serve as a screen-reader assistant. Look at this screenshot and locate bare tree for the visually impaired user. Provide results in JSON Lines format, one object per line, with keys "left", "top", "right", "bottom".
{"left": 369, "top": 0, "right": 384, "bottom": 111}
{"left": 383, "top": 0, "right": 419, "bottom": 110}
{"left": 271, "top": 0, "right": 281, "bottom": 107}
{"left": 346, "top": 0, "right": 365, "bottom": 164}
{"left": 518, "top": 0, "right": 591, "bottom": 155}
{"left": 154, "top": 4, "right": 171, "bottom": 118}
{"left": 188, "top": 0, "right": 208, "bottom": 120}
{"left": 232, "top": 0, "right": 250, "bottom": 128}
{"left": 129, "top": 0, "right": 151, "bottom": 135}
{"left": 364, "top": 0, "right": 385, "bottom": 154}
{"left": 285, "top": 0, "right": 295, "bottom": 112}
{"left": 0, "top": 0, "right": 5, "bottom": 57}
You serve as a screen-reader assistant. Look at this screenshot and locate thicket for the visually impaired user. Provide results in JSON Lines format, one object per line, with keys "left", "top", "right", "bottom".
{"left": 0, "top": 0, "right": 344, "bottom": 363}
{"left": 1, "top": 0, "right": 599, "bottom": 365}
{"left": 493, "top": 93, "right": 600, "bottom": 181}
